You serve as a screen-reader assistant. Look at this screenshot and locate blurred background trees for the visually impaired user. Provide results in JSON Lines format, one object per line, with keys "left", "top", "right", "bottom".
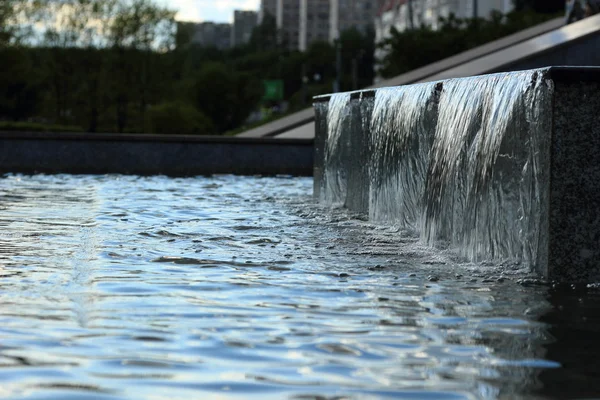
{"left": 377, "top": 9, "right": 559, "bottom": 79}
{"left": 0, "top": 0, "right": 563, "bottom": 134}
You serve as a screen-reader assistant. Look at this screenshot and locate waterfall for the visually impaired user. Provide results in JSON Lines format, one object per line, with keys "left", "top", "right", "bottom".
{"left": 323, "top": 93, "right": 352, "bottom": 206}
{"left": 369, "top": 83, "right": 440, "bottom": 231}
{"left": 423, "top": 70, "right": 553, "bottom": 264}
{"left": 317, "top": 69, "right": 554, "bottom": 267}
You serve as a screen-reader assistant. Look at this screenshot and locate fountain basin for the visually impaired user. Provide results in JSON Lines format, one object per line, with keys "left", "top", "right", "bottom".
{"left": 313, "top": 67, "right": 600, "bottom": 283}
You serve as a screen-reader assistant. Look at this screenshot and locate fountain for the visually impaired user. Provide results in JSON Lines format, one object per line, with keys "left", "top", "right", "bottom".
{"left": 313, "top": 67, "right": 600, "bottom": 283}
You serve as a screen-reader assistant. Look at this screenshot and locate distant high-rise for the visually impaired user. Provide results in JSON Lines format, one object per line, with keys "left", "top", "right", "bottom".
{"left": 259, "top": 0, "right": 278, "bottom": 23}
{"left": 264, "top": 0, "right": 380, "bottom": 51}
{"left": 279, "top": 0, "right": 302, "bottom": 50}
{"left": 329, "top": 0, "right": 383, "bottom": 42}
{"left": 232, "top": 10, "right": 258, "bottom": 47}
{"left": 189, "top": 22, "right": 232, "bottom": 49}
{"left": 299, "top": 0, "right": 331, "bottom": 51}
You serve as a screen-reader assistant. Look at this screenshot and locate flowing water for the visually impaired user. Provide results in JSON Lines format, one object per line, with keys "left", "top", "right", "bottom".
{"left": 0, "top": 174, "right": 599, "bottom": 399}
{"left": 320, "top": 69, "right": 554, "bottom": 269}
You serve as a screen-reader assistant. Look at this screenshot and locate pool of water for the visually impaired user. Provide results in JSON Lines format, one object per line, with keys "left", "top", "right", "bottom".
{"left": 0, "top": 174, "right": 599, "bottom": 399}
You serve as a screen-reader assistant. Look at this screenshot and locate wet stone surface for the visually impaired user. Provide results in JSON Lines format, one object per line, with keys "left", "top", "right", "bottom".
{"left": 0, "top": 174, "right": 598, "bottom": 399}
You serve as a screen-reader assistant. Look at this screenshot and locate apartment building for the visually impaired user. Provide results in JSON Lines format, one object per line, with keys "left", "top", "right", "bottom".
{"left": 299, "top": 0, "right": 331, "bottom": 51}
{"left": 262, "top": 0, "right": 381, "bottom": 51}
{"left": 189, "top": 22, "right": 232, "bottom": 49}
{"left": 232, "top": 10, "right": 258, "bottom": 47}
{"left": 279, "top": 0, "right": 302, "bottom": 49}
{"left": 259, "top": 0, "right": 278, "bottom": 22}
{"left": 330, "top": 0, "right": 385, "bottom": 41}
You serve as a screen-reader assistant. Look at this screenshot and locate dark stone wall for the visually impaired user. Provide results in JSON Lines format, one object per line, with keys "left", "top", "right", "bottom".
{"left": 549, "top": 81, "right": 600, "bottom": 282}
{"left": 0, "top": 132, "right": 313, "bottom": 177}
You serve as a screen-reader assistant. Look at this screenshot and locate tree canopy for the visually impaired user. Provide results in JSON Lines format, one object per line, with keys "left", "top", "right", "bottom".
{"left": 0, "top": 1, "right": 563, "bottom": 135}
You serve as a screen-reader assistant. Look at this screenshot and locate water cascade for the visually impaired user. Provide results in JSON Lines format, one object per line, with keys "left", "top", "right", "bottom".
{"left": 313, "top": 67, "right": 600, "bottom": 282}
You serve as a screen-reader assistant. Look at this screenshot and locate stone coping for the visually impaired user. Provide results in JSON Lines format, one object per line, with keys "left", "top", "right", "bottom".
{"left": 313, "top": 66, "right": 600, "bottom": 104}
{"left": 0, "top": 131, "right": 313, "bottom": 145}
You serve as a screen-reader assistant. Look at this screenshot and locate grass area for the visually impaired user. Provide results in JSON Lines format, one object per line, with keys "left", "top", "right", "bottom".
{"left": 0, "top": 121, "right": 83, "bottom": 133}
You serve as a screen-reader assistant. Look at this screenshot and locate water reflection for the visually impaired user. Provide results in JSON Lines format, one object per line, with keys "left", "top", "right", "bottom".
{"left": 0, "top": 174, "right": 596, "bottom": 399}
{"left": 536, "top": 288, "right": 600, "bottom": 399}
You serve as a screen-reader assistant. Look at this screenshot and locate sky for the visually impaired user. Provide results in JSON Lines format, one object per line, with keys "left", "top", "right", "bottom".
{"left": 159, "top": 0, "right": 260, "bottom": 23}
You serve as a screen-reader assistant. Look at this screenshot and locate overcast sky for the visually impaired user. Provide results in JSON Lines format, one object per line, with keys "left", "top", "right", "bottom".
{"left": 159, "top": 0, "right": 260, "bottom": 22}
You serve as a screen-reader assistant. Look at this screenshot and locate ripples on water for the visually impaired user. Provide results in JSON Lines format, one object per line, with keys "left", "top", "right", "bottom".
{"left": 0, "top": 174, "right": 598, "bottom": 399}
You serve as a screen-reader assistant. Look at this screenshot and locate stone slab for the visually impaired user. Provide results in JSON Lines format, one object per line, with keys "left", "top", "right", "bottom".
{"left": 0, "top": 132, "right": 313, "bottom": 177}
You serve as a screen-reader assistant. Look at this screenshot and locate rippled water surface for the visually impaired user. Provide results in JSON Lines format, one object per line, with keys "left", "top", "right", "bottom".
{"left": 0, "top": 174, "right": 599, "bottom": 400}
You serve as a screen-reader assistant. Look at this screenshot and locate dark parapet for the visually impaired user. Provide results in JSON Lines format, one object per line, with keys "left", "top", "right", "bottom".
{"left": 0, "top": 132, "right": 313, "bottom": 177}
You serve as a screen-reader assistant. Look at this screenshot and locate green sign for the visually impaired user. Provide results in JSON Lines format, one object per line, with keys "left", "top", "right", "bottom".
{"left": 263, "top": 80, "right": 284, "bottom": 101}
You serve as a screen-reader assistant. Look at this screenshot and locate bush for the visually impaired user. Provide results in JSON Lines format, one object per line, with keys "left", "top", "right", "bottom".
{"left": 0, "top": 121, "right": 83, "bottom": 132}
{"left": 191, "top": 62, "right": 263, "bottom": 133}
{"left": 147, "top": 102, "right": 216, "bottom": 135}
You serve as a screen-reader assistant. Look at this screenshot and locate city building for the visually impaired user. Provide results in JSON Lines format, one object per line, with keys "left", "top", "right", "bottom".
{"left": 278, "top": 0, "right": 302, "bottom": 50}
{"left": 263, "top": 0, "right": 382, "bottom": 51}
{"left": 259, "top": 0, "right": 278, "bottom": 23}
{"left": 189, "top": 22, "right": 232, "bottom": 49}
{"left": 232, "top": 10, "right": 258, "bottom": 47}
{"left": 299, "top": 0, "right": 331, "bottom": 51}
{"left": 330, "top": 0, "right": 385, "bottom": 41}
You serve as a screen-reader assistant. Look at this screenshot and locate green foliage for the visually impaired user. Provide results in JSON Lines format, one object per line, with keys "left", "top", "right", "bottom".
{"left": 0, "top": 1, "right": 563, "bottom": 135}
{"left": 0, "top": 0, "right": 12, "bottom": 45}
{"left": 176, "top": 22, "right": 196, "bottom": 49}
{"left": 0, "top": 0, "right": 41, "bottom": 45}
{"left": 0, "top": 121, "right": 83, "bottom": 132}
{"left": 340, "top": 26, "right": 376, "bottom": 90}
{"left": 288, "top": 82, "right": 332, "bottom": 111}
{"left": 378, "top": 10, "right": 559, "bottom": 79}
{"left": 0, "top": 47, "right": 40, "bottom": 120}
{"left": 247, "top": 13, "right": 278, "bottom": 51}
{"left": 190, "top": 62, "right": 263, "bottom": 133}
{"left": 512, "top": 0, "right": 565, "bottom": 13}
{"left": 0, "top": 2, "right": 376, "bottom": 134}
{"left": 148, "top": 101, "right": 215, "bottom": 135}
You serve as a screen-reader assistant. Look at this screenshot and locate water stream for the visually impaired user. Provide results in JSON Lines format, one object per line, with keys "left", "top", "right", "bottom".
{"left": 320, "top": 69, "right": 553, "bottom": 270}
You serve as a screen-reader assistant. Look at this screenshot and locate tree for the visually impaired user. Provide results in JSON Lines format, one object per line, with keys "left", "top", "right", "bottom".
{"left": 0, "top": 0, "right": 14, "bottom": 45}
{"left": 191, "top": 63, "right": 262, "bottom": 133}
{"left": 175, "top": 21, "right": 196, "bottom": 49}
{"left": 0, "top": 0, "right": 43, "bottom": 45}
{"left": 0, "top": 47, "right": 40, "bottom": 120}
{"left": 148, "top": 101, "right": 215, "bottom": 135}
{"left": 512, "top": 0, "right": 565, "bottom": 13}
{"left": 248, "top": 13, "right": 279, "bottom": 51}
{"left": 340, "top": 27, "right": 376, "bottom": 91}
{"left": 108, "top": 0, "right": 176, "bottom": 132}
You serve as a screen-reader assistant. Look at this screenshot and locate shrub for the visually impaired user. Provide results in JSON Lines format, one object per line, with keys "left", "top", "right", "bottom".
{"left": 148, "top": 102, "right": 216, "bottom": 135}
{"left": 0, "top": 121, "right": 83, "bottom": 132}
